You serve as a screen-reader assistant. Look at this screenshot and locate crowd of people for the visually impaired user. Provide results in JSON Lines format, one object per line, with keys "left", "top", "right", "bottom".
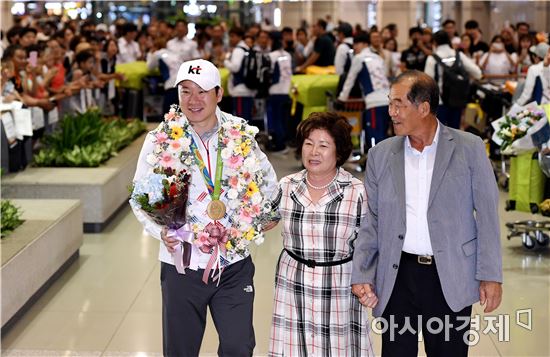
{"left": 3, "top": 11, "right": 545, "bottom": 357}
{"left": 2, "top": 14, "right": 549, "bottom": 155}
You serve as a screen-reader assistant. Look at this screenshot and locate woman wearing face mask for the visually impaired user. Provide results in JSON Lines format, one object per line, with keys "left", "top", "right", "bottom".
{"left": 267, "top": 112, "right": 374, "bottom": 356}
{"left": 480, "top": 35, "right": 517, "bottom": 85}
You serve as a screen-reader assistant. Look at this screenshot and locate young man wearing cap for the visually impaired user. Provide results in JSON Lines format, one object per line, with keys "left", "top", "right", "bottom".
{"left": 131, "top": 59, "right": 277, "bottom": 356}
{"left": 516, "top": 42, "right": 550, "bottom": 106}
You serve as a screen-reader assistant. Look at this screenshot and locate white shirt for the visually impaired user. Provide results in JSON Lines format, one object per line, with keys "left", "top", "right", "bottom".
{"left": 268, "top": 49, "right": 292, "bottom": 95}
{"left": 223, "top": 40, "right": 257, "bottom": 97}
{"left": 131, "top": 108, "right": 277, "bottom": 269}
{"left": 516, "top": 62, "right": 550, "bottom": 106}
{"left": 480, "top": 51, "right": 517, "bottom": 84}
{"left": 167, "top": 36, "right": 200, "bottom": 62}
{"left": 117, "top": 37, "right": 141, "bottom": 64}
{"left": 402, "top": 122, "right": 441, "bottom": 256}
{"left": 338, "top": 47, "right": 390, "bottom": 109}
{"left": 424, "top": 44, "right": 482, "bottom": 104}
{"left": 425, "top": 44, "right": 482, "bottom": 92}
{"left": 146, "top": 49, "right": 182, "bottom": 89}
{"left": 334, "top": 38, "right": 354, "bottom": 75}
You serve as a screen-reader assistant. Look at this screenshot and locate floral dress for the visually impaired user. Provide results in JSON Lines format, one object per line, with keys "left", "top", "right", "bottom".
{"left": 268, "top": 169, "right": 374, "bottom": 357}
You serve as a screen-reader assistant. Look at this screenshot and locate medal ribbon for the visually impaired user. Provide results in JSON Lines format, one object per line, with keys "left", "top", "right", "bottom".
{"left": 187, "top": 132, "right": 223, "bottom": 201}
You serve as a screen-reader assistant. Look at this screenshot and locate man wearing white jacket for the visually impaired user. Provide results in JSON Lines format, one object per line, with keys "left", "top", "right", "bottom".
{"left": 424, "top": 30, "right": 482, "bottom": 129}
{"left": 516, "top": 42, "right": 550, "bottom": 106}
{"left": 339, "top": 32, "right": 391, "bottom": 148}
{"left": 224, "top": 27, "right": 257, "bottom": 122}
{"left": 266, "top": 32, "right": 293, "bottom": 152}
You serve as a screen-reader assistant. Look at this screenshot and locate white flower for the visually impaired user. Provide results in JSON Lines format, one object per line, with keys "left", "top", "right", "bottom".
{"left": 227, "top": 189, "right": 239, "bottom": 200}
{"left": 146, "top": 153, "right": 158, "bottom": 165}
{"left": 246, "top": 126, "right": 259, "bottom": 136}
{"left": 226, "top": 140, "right": 236, "bottom": 151}
{"left": 172, "top": 160, "right": 185, "bottom": 172}
{"left": 244, "top": 157, "right": 257, "bottom": 171}
{"left": 251, "top": 192, "right": 263, "bottom": 205}
{"left": 227, "top": 199, "right": 240, "bottom": 210}
{"left": 523, "top": 109, "right": 530, "bottom": 116}
{"left": 224, "top": 167, "right": 238, "bottom": 177}
{"left": 179, "top": 137, "right": 191, "bottom": 150}
{"left": 184, "top": 157, "right": 193, "bottom": 165}
{"left": 239, "top": 221, "right": 252, "bottom": 232}
{"left": 254, "top": 234, "right": 265, "bottom": 245}
{"left": 221, "top": 148, "right": 232, "bottom": 160}
{"left": 222, "top": 121, "right": 233, "bottom": 130}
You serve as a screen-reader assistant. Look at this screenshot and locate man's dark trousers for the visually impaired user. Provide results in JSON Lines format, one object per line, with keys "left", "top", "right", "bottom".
{"left": 161, "top": 257, "right": 255, "bottom": 357}
{"left": 381, "top": 253, "right": 472, "bottom": 357}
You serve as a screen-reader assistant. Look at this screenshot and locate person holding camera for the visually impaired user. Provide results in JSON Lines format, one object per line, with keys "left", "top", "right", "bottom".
{"left": 480, "top": 35, "right": 517, "bottom": 85}
{"left": 400, "top": 27, "right": 431, "bottom": 73}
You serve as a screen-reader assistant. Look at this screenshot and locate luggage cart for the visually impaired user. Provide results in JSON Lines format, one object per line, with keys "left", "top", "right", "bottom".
{"left": 472, "top": 82, "right": 513, "bottom": 189}
{"left": 326, "top": 92, "right": 366, "bottom": 172}
{"left": 504, "top": 116, "right": 550, "bottom": 249}
{"left": 505, "top": 220, "right": 550, "bottom": 249}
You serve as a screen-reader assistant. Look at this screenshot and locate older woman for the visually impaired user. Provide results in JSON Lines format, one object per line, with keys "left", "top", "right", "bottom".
{"left": 268, "top": 112, "right": 374, "bottom": 356}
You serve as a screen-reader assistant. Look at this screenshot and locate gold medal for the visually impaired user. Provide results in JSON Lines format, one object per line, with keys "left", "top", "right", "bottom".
{"left": 207, "top": 200, "right": 226, "bottom": 220}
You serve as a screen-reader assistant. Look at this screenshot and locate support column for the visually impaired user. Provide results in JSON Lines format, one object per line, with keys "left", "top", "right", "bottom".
{"left": 378, "top": 1, "right": 418, "bottom": 50}
{"left": 1, "top": 0, "right": 14, "bottom": 46}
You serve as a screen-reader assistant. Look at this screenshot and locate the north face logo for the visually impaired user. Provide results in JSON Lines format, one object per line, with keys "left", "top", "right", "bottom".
{"left": 188, "top": 65, "right": 202, "bottom": 74}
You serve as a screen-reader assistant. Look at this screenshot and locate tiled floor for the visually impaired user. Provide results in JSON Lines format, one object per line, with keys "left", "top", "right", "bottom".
{"left": 2, "top": 152, "right": 550, "bottom": 356}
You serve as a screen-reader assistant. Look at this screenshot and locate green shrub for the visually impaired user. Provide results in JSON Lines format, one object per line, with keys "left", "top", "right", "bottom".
{"left": 1, "top": 200, "right": 24, "bottom": 238}
{"left": 34, "top": 110, "right": 146, "bottom": 167}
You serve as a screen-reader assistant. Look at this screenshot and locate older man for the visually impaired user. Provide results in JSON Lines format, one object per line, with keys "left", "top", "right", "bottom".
{"left": 351, "top": 70, "right": 502, "bottom": 357}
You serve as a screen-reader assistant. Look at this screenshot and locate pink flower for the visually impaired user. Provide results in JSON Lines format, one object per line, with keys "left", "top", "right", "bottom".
{"left": 169, "top": 140, "right": 182, "bottom": 151}
{"left": 227, "top": 155, "right": 243, "bottom": 169}
{"left": 223, "top": 137, "right": 230, "bottom": 145}
{"left": 160, "top": 152, "right": 175, "bottom": 168}
{"left": 251, "top": 204, "right": 261, "bottom": 216}
{"left": 164, "top": 111, "right": 177, "bottom": 121}
{"left": 155, "top": 131, "right": 169, "bottom": 143}
{"left": 228, "top": 128, "right": 241, "bottom": 139}
{"left": 229, "top": 176, "right": 239, "bottom": 188}
{"left": 243, "top": 172, "right": 252, "bottom": 182}
{"left": 230, "top": 227, "right": 240, "bottom": 238}
{"left": 196, "top": 232, "right": 210, "bottom": 245}
{"left": 239, "top": 209, "right": 253, "bottom": 223}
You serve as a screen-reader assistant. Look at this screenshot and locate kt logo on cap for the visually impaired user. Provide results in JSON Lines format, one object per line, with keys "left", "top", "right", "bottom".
{"left": 188, "top": 65, "right": 202, "bottom": 74}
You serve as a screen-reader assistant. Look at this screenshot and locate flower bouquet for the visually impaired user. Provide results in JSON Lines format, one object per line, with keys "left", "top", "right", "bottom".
{"left": 130, "top": 170, "right": 190, "bottom": 228}
{"left": 492, "top": 102, "right": 548, "bottom": 155}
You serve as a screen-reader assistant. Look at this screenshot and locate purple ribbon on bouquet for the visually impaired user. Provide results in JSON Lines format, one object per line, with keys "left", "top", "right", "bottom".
{"left": 200, "top": 222, "right": 228, "bottom": 285}
{"left": 167, "top": 223, "right": 194, "bottom": 274}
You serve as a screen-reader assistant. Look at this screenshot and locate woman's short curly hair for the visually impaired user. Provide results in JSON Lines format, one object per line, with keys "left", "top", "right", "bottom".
{"left": 295, "top": 112, "right": 353, "bottom": 167}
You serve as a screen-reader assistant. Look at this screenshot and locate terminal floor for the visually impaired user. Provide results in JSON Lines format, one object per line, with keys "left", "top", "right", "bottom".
{"left": 2, "top": 151, "right": 549, "bottom": 356}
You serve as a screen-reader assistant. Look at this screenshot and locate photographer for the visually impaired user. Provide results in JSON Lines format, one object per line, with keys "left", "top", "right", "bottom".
{"left": 400, "top": 27, "right": 431, "bottom": 72}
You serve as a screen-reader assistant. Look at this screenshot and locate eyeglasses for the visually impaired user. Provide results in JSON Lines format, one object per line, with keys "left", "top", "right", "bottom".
{"left": 388, "top": 100, "right": 409, "bottom": 113}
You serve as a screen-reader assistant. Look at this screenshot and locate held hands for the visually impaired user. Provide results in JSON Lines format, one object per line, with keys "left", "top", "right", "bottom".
{"left": 161, "top": 227, "right": 180, "bottom": 253}
{"left": 479, "top": 281, "right": 502, "bottom": 313}
{"left": 352, "top": 283, "right": 379, "bottom": 308}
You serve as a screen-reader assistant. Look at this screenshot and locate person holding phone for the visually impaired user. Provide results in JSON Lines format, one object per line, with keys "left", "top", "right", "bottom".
{"left": 480, "top": 35, "right": 517, "bottom": 85}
